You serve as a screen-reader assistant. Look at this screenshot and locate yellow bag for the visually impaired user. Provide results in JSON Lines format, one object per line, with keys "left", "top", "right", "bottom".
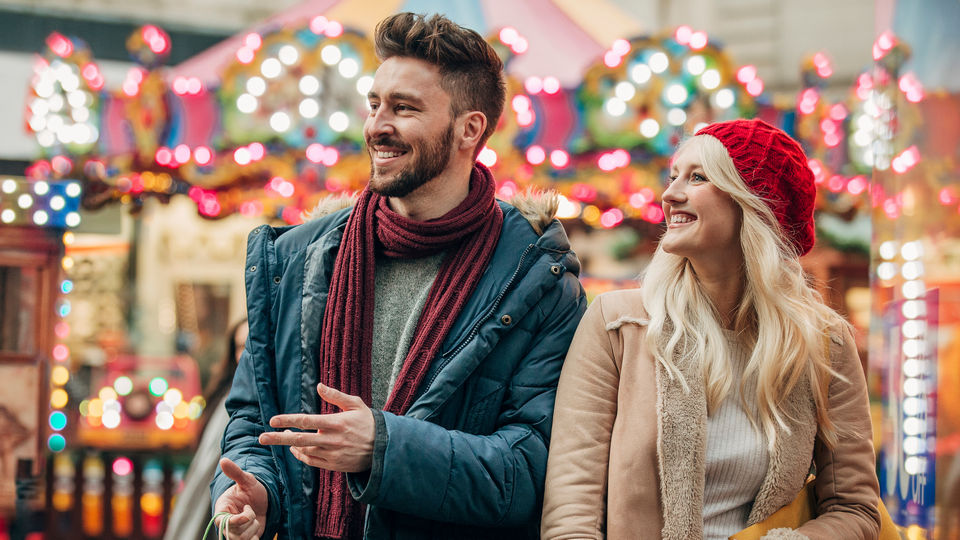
{"left": 730, "top": 475, "right": 903, "bottom": 539}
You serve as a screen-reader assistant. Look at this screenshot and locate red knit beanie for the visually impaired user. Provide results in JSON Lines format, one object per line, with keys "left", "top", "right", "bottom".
{"left": 695, "top": 119, "right": 816, "bottom": 256}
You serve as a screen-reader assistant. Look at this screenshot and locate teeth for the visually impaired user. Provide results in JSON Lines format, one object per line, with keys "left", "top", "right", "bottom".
{"left": 671, "top": 214, "right": 694, "bottom": 224}
{"left": 377, "top": 151, "right": 404, "bottom": 158}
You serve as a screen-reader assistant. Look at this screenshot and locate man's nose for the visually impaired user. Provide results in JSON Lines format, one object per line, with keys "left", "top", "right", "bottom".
{"left": 365, "top": 108, "right": 395, "bottom": 139}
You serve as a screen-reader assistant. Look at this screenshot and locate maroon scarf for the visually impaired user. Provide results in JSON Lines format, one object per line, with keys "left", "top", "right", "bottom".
{"left": 314, "top": 163, "right": 504, "bottom": 539}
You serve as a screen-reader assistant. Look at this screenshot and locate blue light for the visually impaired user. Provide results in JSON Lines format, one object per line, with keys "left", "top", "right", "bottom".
{"left": 49, "top": 411, "right": 67, "bottom": 431}
{"left": 60, "top": 280, "right": 73, "bottom": 294}
{"left": 58, "top": 300, "right": 71, "bottom": 317}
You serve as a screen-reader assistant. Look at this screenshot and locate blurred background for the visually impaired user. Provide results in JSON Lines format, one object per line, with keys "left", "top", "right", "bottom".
{"left": 0, "top": 0, "right": 957, "bottom": 538}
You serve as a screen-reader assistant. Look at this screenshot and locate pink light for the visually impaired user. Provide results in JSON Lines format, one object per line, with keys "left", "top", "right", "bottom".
{"left": 598, "top": 154, "right": 616, "bottom": 171}
{"left": 572, "top": 183, "right": 597, "bottom": 202}
{"left": 517, "top": 110, "right": 534, "bottom": 127}
{"left": 600, "top": 208, "right": 624, "bottom": 228}
{"left": 309, "top": 16, "right": 328, "bottom": 35}
{"left": 248, "top": 142, "right": 266, "bottom": 161}
{"left": 891, "top": 146, "right": 920, "bottom": 173}
{"left": 325, "top": 21, "right": 343, "bottom": 38}
{"left": 53, "top": 344, "right": 69, "bottom": 361}
{"left": 237, "top": 47, "right": 255, "bottom": 64}
{"left": 199, "top": 194, "right": 221, "bottom": 217}
{"left": 276, "top": 180, "right": 295, "bottom": 198}
{"left": 675, "top": 26, "right": 692, "bottom": 45}
{"left": 499, "top": 27, "right": 519, "bottom": 45}
{"left": 807, "top": 159, "right": 825, "bottom": 183}
{"left": 173, "top": 144, "right": 191, "bottom": 164}
{"left": 611, "top": 39, "right": 631, "bottom": 56}
{"left": 820, "top": 118, "right": 837, "bottom": 134}
{"left": 113, "top": 458, "right": 133, "bottom": 477}
{"left": 194, "top": 146, "right": 213, "bottom": 166}
{"left": 689, "top": 31, "right": 708, "bottom": 50}
{"left": 143, "top": 26, "right": 170, "bottom": 54}
{"left": 172, "top": 76, "right": 189, "bottom": 95}
{"left": 629, "top": 192, "right": 649, "bottom": 207}
{"left": 512, "top": 95, "right": 532, "bottom": 113}
{"left": 603, "top": 51, "right": 622, "bottom": 68}
{"left": 883, "top": 198, "right": 899, "bottom": 219}
{"left": 122, "top": 81, "right": 139, "bottom": 97}
{"left": 524, "top": 77, "right": 543, "bottom": 95}
{"left": 497, "top": 180, "right": 518, "bottom": 199}
{"left": 940, "top": 187, "right": 957, "bottom": 205}
{"left": 155, "top": 147, "right": 173, "bottom": 166}
{"left": 325, "top": 178, "right": 343, "bottom": 191}
{"left": 282, "top": 206, "right": 303, "bottom": 225}
{"left": 823, "top": 132, "right": 840, "bottom": 147}
{"left": 745, "top": 79, "right": 763, "bottom": 96}
{"left": 46, "top": 33, "right": 73, "bottom": 58}
{"left": 643, "top": 205, "right": 665, "bottom": 223}
{"left": 51, "top": 155, "right": 73, "bottom": 174}
{"left": 245, "top": 141, "right": 269, "bottom": 163}
{"left": 613, "top": 149, "right": 630, "bottom": 167}
{"left": 847, "top": 176, "right": 868, "bottom": 196}
{"left": 816, "top": 65, "right": 833, "bottom": 78}
{"left": 899, "top": 73, "right": 925, "bottom": 103}
{"left": 128, "top": 67, "right": 145, "bottom": 84}
{"left": 478, "top": 146, "right": 498, "bottom": 167}
{"left": 827, "top": 175, "right": 845, "bottom": 192}
{"left": 187, "top": 77, "right": 203, "bottom": 95}
{"left": 829, "top": 104, "right": 847, "bottom": 120}
{"left": 873, "top": 31, "right": 896, "bottom": 60}
{"left": 322, "top": 148, "right": 339, "bottom": 166}
{"left": 81, "top": 63, "right": 100, "bottom": 81}
{"left": 542, "top": 77, "right": 560, "bottom": 95}
{"left": 240, "top": 200, "right": 264, "bottom": 217}
{"left": 737, "top": 65, "right": 757, "bottom": 84}
{"left": 306, "top": 143, "right": 325, "bottom": 163}
{"left": 511, "top": 38, "right": 528, "bottom": 54}
{"left": 244, "top": 33, "right": 263, "bottom": 50}
{"left": 526, "top": 145, "right": 546, "bottom": 165}
{"left": 188, "top": 186, "right": 203, "bottom": 201}
{"left": 234, "top": 147, "right": 251, "bottom": 166}
{"left": 550, "top": 149, "right": 570, "bottom": 168}
{"left": 54, "top": 322, "right": 70, "bottom": 339}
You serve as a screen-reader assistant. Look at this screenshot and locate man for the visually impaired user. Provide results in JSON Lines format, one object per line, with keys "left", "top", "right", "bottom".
{"left": 211, "top": 12, "right": 586, "bottom": 540}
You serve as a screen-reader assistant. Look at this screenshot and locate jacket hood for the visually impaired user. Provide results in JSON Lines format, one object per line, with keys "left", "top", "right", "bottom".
{"left": 302, "top": 190, "right": 559, "bottom": 236}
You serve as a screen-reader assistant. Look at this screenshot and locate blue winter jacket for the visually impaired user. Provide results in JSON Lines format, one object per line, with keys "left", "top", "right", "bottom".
{"left": 211, "top": 198, "right": 586, "bottom": 539}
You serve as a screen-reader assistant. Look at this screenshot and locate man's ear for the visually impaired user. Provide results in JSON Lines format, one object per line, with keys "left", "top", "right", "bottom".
{"left": 458, "top": 111, "right": 487, "bottom": 153}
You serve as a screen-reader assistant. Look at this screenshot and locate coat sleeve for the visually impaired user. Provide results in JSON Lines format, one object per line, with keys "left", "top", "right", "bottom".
{"left": 797, "top": 326, "right": 881, "bottom": 539}
{"left": 348, "top": 272, "right": 586, "bottom": 527}
{"left": 540, "top": 295, "right": 621, "bottom": 539}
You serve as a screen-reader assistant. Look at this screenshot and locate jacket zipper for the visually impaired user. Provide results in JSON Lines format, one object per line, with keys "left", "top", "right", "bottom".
{"left": 421, "top": 244, "right": 537, "bottom": 392}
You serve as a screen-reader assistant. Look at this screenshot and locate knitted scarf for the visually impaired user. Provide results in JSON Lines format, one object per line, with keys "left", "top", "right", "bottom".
{"left": 314, "top": 163, "right": 504, "bottom": 539}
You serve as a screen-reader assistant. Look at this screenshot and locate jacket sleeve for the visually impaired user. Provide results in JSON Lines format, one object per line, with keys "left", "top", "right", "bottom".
{"left": 797, "top": 326, "right": 881, "bottom": 539}
{"left": 209, "top": 345, "right": 284, "bottom": 538}
{"left": 348, "top": 273, "right": 586, "bottom": 526}
{"left": 540, "top": 296, "right": 621, "bottom": 539}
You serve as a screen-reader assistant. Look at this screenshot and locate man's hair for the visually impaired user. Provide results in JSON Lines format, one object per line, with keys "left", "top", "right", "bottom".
{"left": 374, "top": 12, "right": 506, "bottom": 150}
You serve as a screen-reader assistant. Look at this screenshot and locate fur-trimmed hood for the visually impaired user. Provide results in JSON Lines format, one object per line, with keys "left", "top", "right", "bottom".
{"left": 301, "top": 190, "right": 559, "bottom": 236}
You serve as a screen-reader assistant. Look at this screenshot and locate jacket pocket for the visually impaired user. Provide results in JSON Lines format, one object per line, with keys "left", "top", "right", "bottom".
{"left": 464, "top": 375, "right": 506, "bottom": 435}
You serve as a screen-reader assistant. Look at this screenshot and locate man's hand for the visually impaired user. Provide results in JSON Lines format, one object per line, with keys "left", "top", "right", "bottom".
{"left": 213, "top": 457, "right": 268, "bottom": 540}
{"left": 259, "top": 383, "right": 375, "bottom": 473}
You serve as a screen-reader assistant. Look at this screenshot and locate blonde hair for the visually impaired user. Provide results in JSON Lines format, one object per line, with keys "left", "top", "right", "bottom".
{"left": 641, "top": 134, "right": 849, "bottom": 448}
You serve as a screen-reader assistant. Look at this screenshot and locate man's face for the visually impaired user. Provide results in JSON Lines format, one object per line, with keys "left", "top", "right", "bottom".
{"left": 363, "top": 56, "right": 457, "bottom": 198}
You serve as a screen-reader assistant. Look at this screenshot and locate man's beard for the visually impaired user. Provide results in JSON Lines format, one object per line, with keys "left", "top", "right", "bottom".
{"left": 367, "top": 122, "right": 455, "bottom": 198}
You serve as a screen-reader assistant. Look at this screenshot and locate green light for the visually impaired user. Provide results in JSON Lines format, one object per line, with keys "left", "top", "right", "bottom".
{"left": 149, "top": 377, "right": 168, "bottom": 396}
{"left": 48, "top": 434, "right": 66, "bottom": 452}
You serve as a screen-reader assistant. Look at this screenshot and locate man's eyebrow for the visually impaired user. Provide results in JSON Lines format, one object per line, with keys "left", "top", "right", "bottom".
{"left": 366, "top": 90, "right": 427, "bottom": 106}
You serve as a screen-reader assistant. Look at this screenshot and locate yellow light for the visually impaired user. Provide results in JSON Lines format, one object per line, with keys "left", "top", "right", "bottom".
{"left": 99, "top": 386, "right": 118, "bottom": 401}
{"left": 582, "top": 205, "right": 602, "bottom": 225}
{"left": 87, "top": 398, "right": 103, "bottom": 417}
{"left": 62, "top": 232, "right": 75, "bottom": 245}
{"left": 52, "top": 491, "right": 73, "bottom": 512}
{"left": 62, "top": 256, "right": 74, "bottom": 270}
{"left": 140, "top": 492, "right": 164, "bottom": 516}
{"left": 173, "top": 401, "right": 190, "bottom": 419}
{"left": 51, "top": 365, "right": 70, "bottom": 385}
{"left": 51, "top": 388, "right": 69, "bottom": 408}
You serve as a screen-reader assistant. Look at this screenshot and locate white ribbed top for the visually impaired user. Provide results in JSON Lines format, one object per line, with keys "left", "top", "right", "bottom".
{"left": 702, "top": 332, "right": 770, "bottom": 539}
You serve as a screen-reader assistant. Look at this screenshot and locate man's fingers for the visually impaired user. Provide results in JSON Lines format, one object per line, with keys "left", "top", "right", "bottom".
{"left": 259, "top": 430, "right": 330, "bottom": 447}
{"left": 268, "top": 414, "right": 327, "bottom": 430}
{"left": 317, "top": 383, "right": 366, "bottom": 410}
{"left": 219, "top": 457, "right": 257, "bottom": 490}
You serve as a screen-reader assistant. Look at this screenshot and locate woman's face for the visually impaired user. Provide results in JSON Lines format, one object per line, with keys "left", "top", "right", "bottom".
{"left": 660, "top": 142, "right": 743, "bottom": 269}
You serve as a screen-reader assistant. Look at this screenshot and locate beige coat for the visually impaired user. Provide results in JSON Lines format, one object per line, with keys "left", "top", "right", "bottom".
{"left": 541, "top": 289, "right": 880, "bottom": 540}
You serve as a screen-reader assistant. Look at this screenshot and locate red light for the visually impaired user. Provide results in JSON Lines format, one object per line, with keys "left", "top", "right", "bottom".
{"left": 629, "top": 192, "right": 648, "bottom": 207}
{"left": 847, "top": 176, "right": 868, "bottom": 196}
{"left": 675, "top": 26, "right": 692, "bottom": 45}
{"left": 142, "top": 26, "right": 169, "bottom": 54}
{"left": 823, "top": 132, "right": 840, "bottom": 147}
{"left": 282, "top": 206, "right": 303, "bottom": 224}
{"left": 81, "top": 63, "right": 99, "bottom": 81}
{"left": 940, "top": 187, "right": 956, "bottom": 205}
{"left": 46, "top": 33, "right": 73, "bottom": 58}
{"left": 239, "top": 200, "right": 264, "bottom": 217}
{"left": 54, "top": 322, "right": 70, "bottom": 339}
{"left": 643, "top": 205, "right": 664, "bottom": 223}
{"left": 571, "top": 184, "right": 597, "bottom": 202}
{"left": 310, "top": 16, "right": 328, "bottom": 35}
{"left": 827, "top": 175, "right": 845, "bottom": 192}
{"left": 829, "top": 104, "right": 847, "bottom": 120}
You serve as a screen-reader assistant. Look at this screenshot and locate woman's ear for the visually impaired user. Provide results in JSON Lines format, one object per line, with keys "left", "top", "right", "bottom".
{"left": 458, "top": 111, "right": 487, "bottom": 153}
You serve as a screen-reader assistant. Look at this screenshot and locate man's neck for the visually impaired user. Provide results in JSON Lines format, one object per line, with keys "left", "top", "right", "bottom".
{"left": 387, "top": 161, "right": 474, "bottom": 221}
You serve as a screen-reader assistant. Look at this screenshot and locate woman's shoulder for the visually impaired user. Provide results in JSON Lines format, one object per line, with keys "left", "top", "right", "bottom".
{"left": 589, "top": 287, "right": 650, "bottom": 330}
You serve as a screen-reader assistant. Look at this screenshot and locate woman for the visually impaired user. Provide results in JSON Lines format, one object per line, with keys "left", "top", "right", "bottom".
{"left": 163, "top": 318, "right": 247, "bottom": 540}
{"left": 541, "top": 119, "right": 880, "bottom": 540}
